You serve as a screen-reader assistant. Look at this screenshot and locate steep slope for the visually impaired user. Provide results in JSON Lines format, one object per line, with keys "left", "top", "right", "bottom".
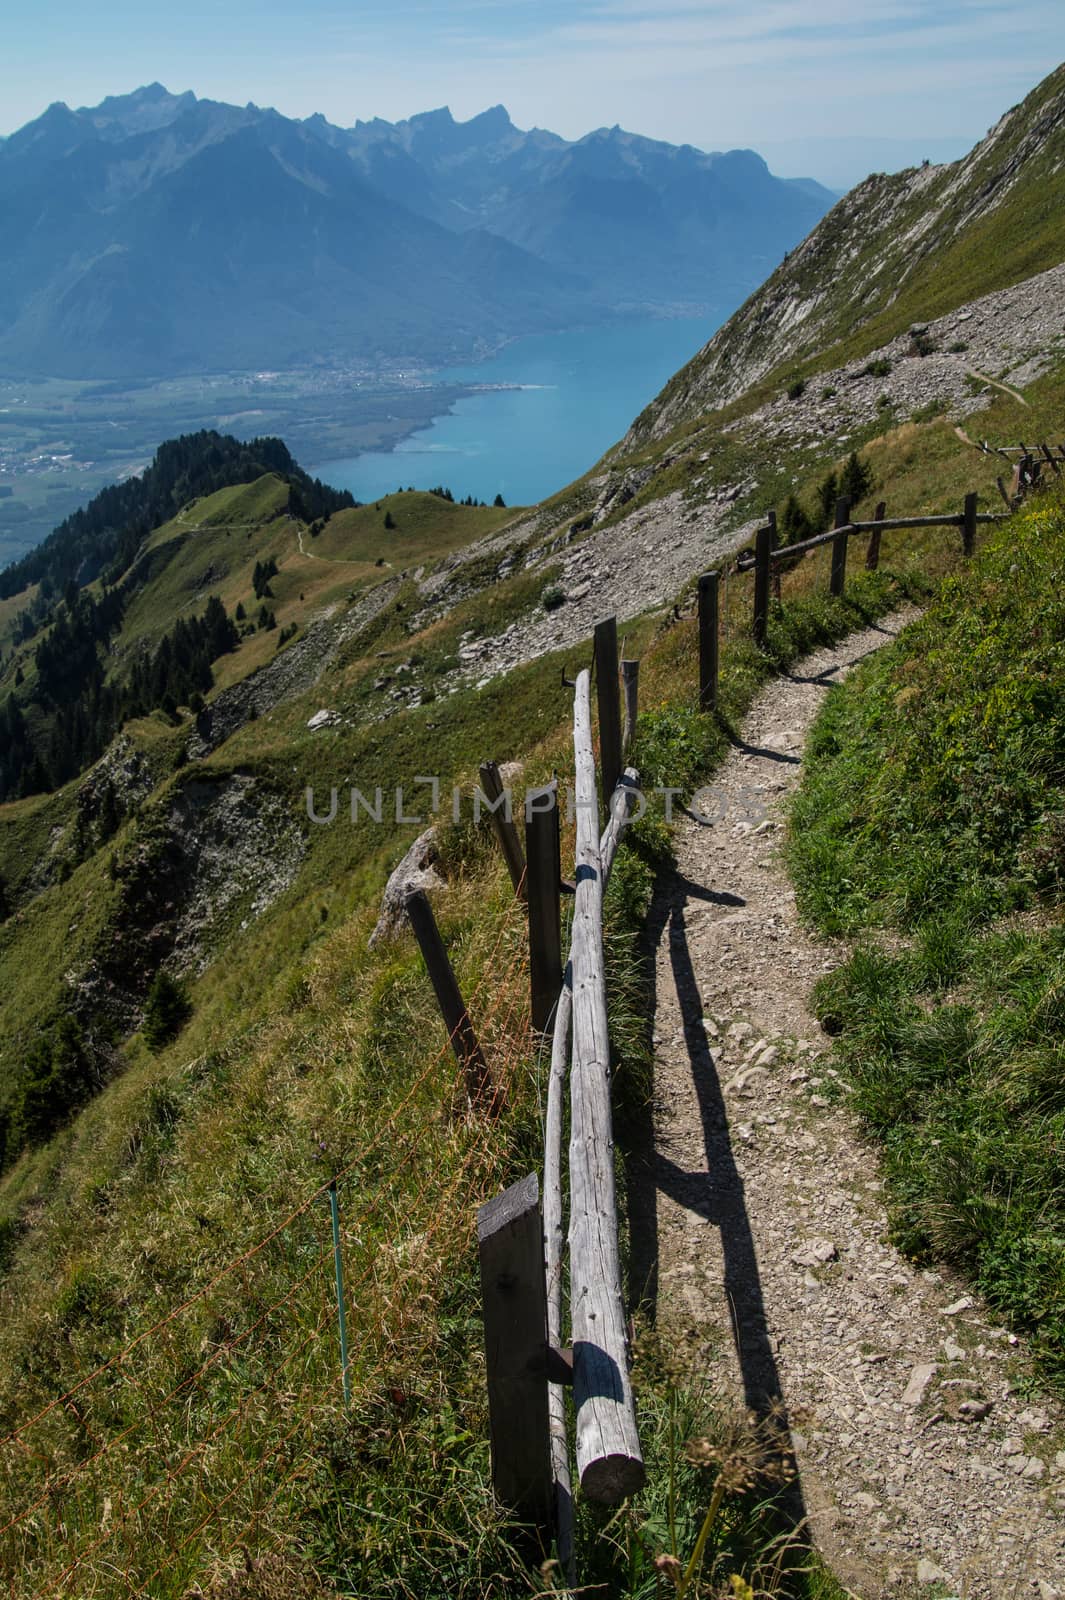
{"left": 625, "top": 64, "right": 1065, "bottom": 446}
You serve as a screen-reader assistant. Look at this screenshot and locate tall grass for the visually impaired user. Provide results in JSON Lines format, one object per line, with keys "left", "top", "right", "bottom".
{"left": 789, "top": 494, "right": 1065, "bottom": 1383}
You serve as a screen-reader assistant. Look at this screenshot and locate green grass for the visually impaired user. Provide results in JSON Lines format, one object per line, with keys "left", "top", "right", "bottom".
{"left": 788, "top": 494, "right": 1065, "bottom": 1382}
{"left": 315, "top": 492, "right": 517, "bottom": 568}
{"left": 0, "top": 518, "right": 939, "bottom": 1596}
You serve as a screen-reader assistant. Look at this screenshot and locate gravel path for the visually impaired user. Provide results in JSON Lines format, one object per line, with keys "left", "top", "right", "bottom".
{"left": 643, "top": 612, "right": 1065, "bottom": 1598}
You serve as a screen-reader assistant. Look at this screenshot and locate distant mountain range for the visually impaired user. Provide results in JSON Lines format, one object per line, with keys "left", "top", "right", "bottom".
{"left": 0, "top": 85, "right": 835, "bottom": 380}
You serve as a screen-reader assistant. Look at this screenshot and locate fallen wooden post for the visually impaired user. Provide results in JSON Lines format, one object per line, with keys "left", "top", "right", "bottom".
{"left": 594, "top": 616, "right": 623, "bottom": 808}
{"left": 830, "top": 494, "right": 851, "bottom": 598}
{"left": 479, "top": 759, "right": 527, "bottom": 900}
{"left": 568, "top": 670, "right": 645, "bottom": 1504}
{"left": 405, "top": 889, "right": 492, "bottom": 1107}
{"left": 698, "top": 571, "right": 720, "bottom": 712}
{"left": 1040, "top": 443, "right": 1061, "bottom": 475}
{"left": 477, "top": 1173, "right": 553, "bottom": 1524}
{"left": 526, "top": 781, "right": 562, "bottom": 1035}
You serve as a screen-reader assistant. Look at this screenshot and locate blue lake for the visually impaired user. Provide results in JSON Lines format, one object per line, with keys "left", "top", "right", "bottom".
{"left": 309, "top": 315, "right": 721, "bottom": 507}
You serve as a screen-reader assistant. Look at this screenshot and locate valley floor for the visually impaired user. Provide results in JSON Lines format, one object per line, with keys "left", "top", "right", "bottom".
{"left": 638, "top": 613, "right": 1065, "bottom": 1596}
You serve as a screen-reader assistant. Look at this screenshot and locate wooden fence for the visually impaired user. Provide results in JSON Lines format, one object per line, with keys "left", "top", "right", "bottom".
{"left": 402, "top": 466, "right": 1027, "bottom": 1566}
{"left": 727, "top": 488, "right": 1010, "bottom": 652}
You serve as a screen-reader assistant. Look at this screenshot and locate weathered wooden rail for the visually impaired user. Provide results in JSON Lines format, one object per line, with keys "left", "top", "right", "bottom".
{"left": 729, "top": 489, "right": 1010, "bottom": 647}
{"left": 427, "top": 616, "right": 646, "bottom": 1568}
{"left": 407, "top": 457, "right": 1035, "bottom": 1567}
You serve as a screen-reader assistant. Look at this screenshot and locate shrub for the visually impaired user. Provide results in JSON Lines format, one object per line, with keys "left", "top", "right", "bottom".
{"left": 540, "top": 583, "right": 566, "bottom": 611}
{"left": 142, "top": 971, "right": 192, "bottom": 1053}
{"left": 863, "top": 357, "right": 892, "bottom": 377}
{"left": 786, "top": 378, "right": 806, "bottom": 400}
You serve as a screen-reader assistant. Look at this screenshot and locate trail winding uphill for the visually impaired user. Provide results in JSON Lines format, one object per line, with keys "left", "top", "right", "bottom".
{"left": 636, "top": 612, "right": 1065, "bottom": 1597}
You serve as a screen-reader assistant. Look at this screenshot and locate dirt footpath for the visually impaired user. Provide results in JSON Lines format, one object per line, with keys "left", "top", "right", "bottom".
{"left": 642, "top": 611, "right": 1065, "bottom": 1598}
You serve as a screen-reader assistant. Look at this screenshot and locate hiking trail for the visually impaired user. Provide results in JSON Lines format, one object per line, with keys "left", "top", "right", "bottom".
{"left": 640, "top": 610, "right": 1064, "bottom": 1598}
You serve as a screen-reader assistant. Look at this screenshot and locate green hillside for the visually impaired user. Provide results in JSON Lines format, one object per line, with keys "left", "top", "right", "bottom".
{"left": 0, "top": 61, "right": 1064, "bottom": 1600}
{"left": 788, "top": 494, "right": 1065, "bottom": 1380}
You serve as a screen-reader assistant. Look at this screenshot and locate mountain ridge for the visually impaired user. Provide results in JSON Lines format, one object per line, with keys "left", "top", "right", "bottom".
{"left": 0, "top": 86, "right": 834, "bottom": 379}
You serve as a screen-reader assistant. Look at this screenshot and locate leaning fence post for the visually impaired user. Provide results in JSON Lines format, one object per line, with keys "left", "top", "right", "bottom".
{"left": 526, "top": 782, "right": 562, "bottom": 1035}
{"left": 477, "top": 1173, "right": 553, "bottom": 1524}
{"left": 479, "top": 760, "right": 527, "bottom": 900}
{"left": 621, "top": 660, "right": 639, "bottom": 753}
{"left": 405, "top": 888, "right": 492, "bottom": 1106}
{"left": 830, "top": 494, "right": 851, "bottom": 598}
{"left": 698, "top": 571, "right": 720, "bottom": 711}
{"left": 594, "top": 616, "right": 623, "bottom": 807}
{"left": 962, "top": 491, "right": 977, "bottom": 557}
{"left": 752, "top": 524, "right": 772, "bottom": 646}
{"left": 865, "top": 501, "right": 886, "bottom": 570}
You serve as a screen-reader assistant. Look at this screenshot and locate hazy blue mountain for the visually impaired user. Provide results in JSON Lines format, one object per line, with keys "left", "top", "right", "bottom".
{"left": 0, "top": 86, "right": 835, "bottom": 379}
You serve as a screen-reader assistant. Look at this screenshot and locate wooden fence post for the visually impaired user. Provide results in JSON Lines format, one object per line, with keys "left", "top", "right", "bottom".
{"left": 479, "top": 760, "right": 527, "bottom": 900}
{"left": 752, "top": 524, "right": 772, "bottom": 646}
{"left": 594, "top": 616, "right": 623, "bottom": 807}
{"left": 698, "top": 571, "right": 719, "bottom": 712}
{"left": 962, "top": 491, "right": 977, "bottom": 557}
{"left": 569, "top": 669, "right": 645, "bottom": 1504}
{"left": 830, "top": 494, "right": 851, "bottom": 598}
{"left": 768, "top": 508, "right": 781, "bottom": 602}
{"left": 621, "top": 660, "right": 639, "bottom": 753}
{"left": 405, "top": 889, "right": 491, "bottom": 1106}
{"left": 526, "top": 782, "right": 562, "bottom": 1035}
{"left": 865, "top": 501, "right": 886, "bottom": 570}
{"left": 477, "top": 1173, "right": 553, "bottom": 1524}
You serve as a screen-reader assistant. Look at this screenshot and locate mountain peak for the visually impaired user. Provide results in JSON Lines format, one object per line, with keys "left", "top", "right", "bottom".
{"left": 467, "top": 104, "right": 514, "bottom": 135}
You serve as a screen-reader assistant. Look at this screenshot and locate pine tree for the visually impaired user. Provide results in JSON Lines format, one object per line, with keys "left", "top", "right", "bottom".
{"left": 817, "top": 472, "right": 840, "bottom": 531}
{"left": 143, "top": 971, "right": 192, "bottom": 1052}
{"left": 841, "top": 451, "right": 873, "bottom": 506}
{"left": 780, "top": 495, "right": 813, "bottom": 546}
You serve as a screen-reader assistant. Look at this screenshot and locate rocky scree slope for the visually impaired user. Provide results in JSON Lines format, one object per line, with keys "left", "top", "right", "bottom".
{"left": 625, "top": 63, "right": 1065, "bottom": 445}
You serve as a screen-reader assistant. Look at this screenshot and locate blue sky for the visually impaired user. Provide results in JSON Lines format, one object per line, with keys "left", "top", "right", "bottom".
{"left": 1, "top": 1, "right": 1057, "bottom": 186}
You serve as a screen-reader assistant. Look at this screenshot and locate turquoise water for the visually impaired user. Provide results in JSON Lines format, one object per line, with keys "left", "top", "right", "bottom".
{"left": 309, "top": 315, "right": 721, "bottom": 507}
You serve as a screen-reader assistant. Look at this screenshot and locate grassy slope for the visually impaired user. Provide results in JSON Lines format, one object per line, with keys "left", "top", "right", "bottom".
{"left": 0, "top": 506, "right": 942, "bottom": 1595}
{"left": 788, "top": 495, "right": 1065, "bottom": 1380}
{"left": 0, "top": 311, "right": 1034, "bottom": 1595}
{"left": 0, "top": 483, "right": 517, "bottom": 710}
{"left": 0, "top": 69, "right": 1062, "bottom": 1579}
